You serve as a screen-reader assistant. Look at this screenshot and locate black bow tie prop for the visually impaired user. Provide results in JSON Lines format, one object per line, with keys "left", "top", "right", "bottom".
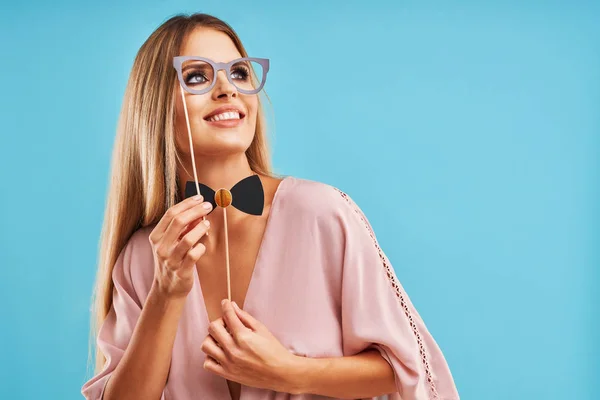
{"left": 184, "top": 174, "right": 264, "bottom": 216}
{"left": 184, "top": 174, "right": 265, "bottom": 301}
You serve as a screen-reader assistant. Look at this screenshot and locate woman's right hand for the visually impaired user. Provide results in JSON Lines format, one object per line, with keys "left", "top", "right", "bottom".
{"left": 149, "top": 194, "right": 213, "bottom": 299}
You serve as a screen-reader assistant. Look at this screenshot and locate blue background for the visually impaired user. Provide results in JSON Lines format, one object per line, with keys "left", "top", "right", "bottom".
{"left": 0, "top": 1, "right": 598, "bottom": 399}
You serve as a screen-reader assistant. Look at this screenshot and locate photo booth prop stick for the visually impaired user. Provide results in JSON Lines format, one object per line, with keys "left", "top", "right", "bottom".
{"left": 173, "top": 55, "right": 270, "bottom": 301}
{"left": 175, "top": 67, "right": 269, "bottom": 301}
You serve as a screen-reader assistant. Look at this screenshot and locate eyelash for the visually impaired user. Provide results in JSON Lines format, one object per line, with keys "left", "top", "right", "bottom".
{"left": 231, "top": 66, "right": 250, "bottom": 80}
{"left": 183, "top": 66, "right": 251, "bottom": 85}
{"left": 184, "top": 72, "right": 208, "bottom": 84}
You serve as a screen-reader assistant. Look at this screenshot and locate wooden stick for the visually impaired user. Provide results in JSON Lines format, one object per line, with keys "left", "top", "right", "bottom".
{"left": 179, "top": 84, "right": 208, "bottom": 235}
{"left": 223, "top": 207, "right": 231, "bottom": 301}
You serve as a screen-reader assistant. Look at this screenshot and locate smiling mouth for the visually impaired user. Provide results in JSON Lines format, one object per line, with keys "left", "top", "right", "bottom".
{"left": 204, "top": 111, "right": 245, "bottom": 122}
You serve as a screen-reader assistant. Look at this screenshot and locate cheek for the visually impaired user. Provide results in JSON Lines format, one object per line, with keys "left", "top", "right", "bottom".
{"left": 189, "top": 97, "right": 210, "bottom": 122}
{"left": 175, "top": 92, "right": 210, "bottom": 124}
{"left": 244, "top": 97, "right": 259, "bottom": 124}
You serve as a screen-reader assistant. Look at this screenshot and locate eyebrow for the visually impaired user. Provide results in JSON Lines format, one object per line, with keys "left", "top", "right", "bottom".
{"left": 181, "top": 62, "right": 212, "bottom": 72}
{"left": 231, "top": 60, "right": 250, "bottom": 66}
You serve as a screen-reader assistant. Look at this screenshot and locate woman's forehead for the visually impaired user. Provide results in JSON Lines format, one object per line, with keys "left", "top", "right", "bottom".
{"left": 179, "top": 27, "right": 242, "bottom": 62}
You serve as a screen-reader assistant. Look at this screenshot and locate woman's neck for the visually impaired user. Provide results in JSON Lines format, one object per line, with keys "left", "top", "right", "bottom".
{"left": 177, "top": 152, "right": 255, "bottom": 200}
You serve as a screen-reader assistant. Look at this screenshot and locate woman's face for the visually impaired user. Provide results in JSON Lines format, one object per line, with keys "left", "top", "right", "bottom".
{"left": 174, "top": 28, "right": 258, "bottom": 158}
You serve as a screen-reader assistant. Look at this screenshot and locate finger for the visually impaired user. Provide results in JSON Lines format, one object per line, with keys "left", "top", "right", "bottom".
{"left": 222, "top": 300, "right": 247, "bottom": 337}
{"left": 208, "top": 318, "right": 236, "bottom": 352}
{"left": 149, "top": 194, "right": 204, "bottom": 241}
{"left": 204, "top": 356, "right": 230, "bottom": 379}
{"left": 179, "top": 241, "right": 207, "bottom": 271}
{"left": 171, "top": 218, "right": 211, "bottom": 262}
{"left": 162, "top": 201, "right": 213, "bottom": 248}
{"left": 178, "top": 217, "right": 204, "bottom": 239}
{"left": 200, "top": 334, "right": 227, "bottom": 365}
{"left": 232, "top": 301, "right": 261, "bottom": 332}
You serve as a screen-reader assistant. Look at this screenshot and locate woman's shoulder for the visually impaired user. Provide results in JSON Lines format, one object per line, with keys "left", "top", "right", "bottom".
{"left": 277, "top": 175, "right": 356, "bottom": 219}
{"left": 126, "top": 224, "right": 155, "bottom": 256}
{"left": 112, "top": 224, "right": 156, "bottom": 300}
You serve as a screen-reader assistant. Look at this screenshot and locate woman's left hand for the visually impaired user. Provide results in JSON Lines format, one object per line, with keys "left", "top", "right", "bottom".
{"left": 200, "top": 299, "right": 301, "bottom": 393}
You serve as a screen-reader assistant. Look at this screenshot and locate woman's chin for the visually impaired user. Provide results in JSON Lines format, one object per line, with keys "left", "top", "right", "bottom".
{"left": 193, "top": 136, "right": 253, "bottom": 155}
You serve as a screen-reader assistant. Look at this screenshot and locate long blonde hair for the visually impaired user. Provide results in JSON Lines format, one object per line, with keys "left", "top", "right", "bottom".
{"left": 87, "top": 13, "right": 274, "bottom": 375}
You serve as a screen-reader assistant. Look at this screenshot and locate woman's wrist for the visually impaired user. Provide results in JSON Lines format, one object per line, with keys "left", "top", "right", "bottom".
{"left": 282, "top": 354, "right": 319, "bottom": 395}
{"left": 148, "top": 279, "right": 187, "bottom": 311}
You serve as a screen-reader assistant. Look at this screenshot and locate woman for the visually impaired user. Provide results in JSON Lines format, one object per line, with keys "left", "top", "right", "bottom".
{"left": 81, "top": 12, "right": 459, "bottom": 400}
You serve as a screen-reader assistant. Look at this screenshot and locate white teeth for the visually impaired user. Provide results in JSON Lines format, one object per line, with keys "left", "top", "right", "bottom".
{"left": 208, "top": 111, "right": 240, "bottom": 122}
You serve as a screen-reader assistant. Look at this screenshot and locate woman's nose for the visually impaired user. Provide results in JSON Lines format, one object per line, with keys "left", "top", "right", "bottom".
{"left": 212, "top": 70, "right": 237, "bottom": 99}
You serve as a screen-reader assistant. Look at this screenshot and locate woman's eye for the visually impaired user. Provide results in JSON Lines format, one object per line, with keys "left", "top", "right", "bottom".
{"left": 231, "top": 67, "right": 250, "bottom": 81}
{"left": 185, "top": 72, "right": 208, "bottom": 84}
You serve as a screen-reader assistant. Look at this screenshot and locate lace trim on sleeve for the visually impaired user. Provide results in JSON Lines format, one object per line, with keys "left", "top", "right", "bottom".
{"left": 335, "top": 188, "right": 440, "bottom": 399}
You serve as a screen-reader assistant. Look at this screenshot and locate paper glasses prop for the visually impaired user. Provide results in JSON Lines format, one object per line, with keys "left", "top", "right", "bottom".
{"left": 173, "top": 56, "right": 270, "bottom": 95}
{"left": 173, "top": 55, "right": 270, "bottom": 301}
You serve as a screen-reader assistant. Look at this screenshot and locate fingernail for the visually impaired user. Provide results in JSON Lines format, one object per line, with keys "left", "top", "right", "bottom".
{"left": 193, "top": 195, "right": 203, "bottom": 201}
{"left": 203, "top": 202, "right": 213, "bottom": 210}
{"left": 221, "top": 299, "right": 226, "bottom": 306}
{"left": 232, "top": 302, "right": 239, "bottom": 310}
{"left": 203, "top": 219, "right": 210, "bottom": 227}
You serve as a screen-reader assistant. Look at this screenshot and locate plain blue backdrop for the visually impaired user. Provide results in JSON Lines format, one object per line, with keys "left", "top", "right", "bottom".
{"left": 0, "top": 1, "right": 598, "bottom": 399}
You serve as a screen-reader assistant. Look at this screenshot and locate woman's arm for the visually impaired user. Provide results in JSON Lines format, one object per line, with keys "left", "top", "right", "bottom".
{"left": 329, "top": 188, "right": 459, "bottom": 399}
{"left": 287, "top": 349, "right": 397, "bottom": 398}
{"left": 201, "top": 300, "right": 397, "bottom": 398}
{"left": 102, "top": 282, "right": 185, "bottom": 400}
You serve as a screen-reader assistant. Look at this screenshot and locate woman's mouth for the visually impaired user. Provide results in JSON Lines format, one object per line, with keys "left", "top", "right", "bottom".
{"left": 204, "top": 111, "right": 244, "bottom": 128}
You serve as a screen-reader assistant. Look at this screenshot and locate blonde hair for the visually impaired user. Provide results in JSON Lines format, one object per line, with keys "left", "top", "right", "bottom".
{"left": 87, "top": 13, "right": 275, "bottom": 375}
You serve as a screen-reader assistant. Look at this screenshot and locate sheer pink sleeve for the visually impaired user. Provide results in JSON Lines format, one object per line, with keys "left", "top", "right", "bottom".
{"left": 81, "top": 233, "right": 166, "bottom": 400}
{"left": 334, "top": 188, "right": 460, "bottom": 400}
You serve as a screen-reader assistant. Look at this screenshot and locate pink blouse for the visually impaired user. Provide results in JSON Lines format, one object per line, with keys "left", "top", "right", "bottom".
{"left": 81, "top": 175, "right": 459, "bottom": 400}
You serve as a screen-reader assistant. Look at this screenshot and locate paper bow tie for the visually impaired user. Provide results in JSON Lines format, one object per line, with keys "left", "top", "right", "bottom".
{"left": 184, "top": 174, "right": 264, "bottom": 216}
